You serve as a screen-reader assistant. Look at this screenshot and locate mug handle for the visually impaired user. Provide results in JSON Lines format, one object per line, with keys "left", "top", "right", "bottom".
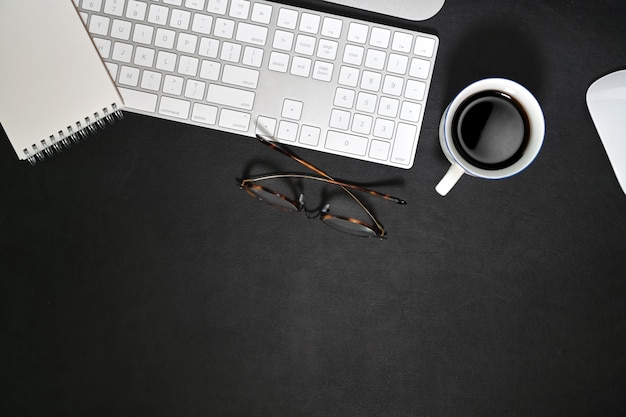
{"left": 435, "top": 163, "right": 465, "bottom": 196}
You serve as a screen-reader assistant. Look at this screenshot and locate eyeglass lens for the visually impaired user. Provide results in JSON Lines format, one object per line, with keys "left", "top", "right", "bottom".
{"left": 244, "top": 185, "right": 301, "bottom": 211}
{"left": 321, "top": 214, "right": 379, "bottom": 237}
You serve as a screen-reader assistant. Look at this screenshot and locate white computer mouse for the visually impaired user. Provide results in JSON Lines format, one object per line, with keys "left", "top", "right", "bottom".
{"left": 586, "top": 69, "right": 626, "bottom": 195}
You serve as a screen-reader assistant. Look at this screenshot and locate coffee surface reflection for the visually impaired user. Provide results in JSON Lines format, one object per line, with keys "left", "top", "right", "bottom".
{"left": 452, "top": 91, "right": 529, "bottom": 170}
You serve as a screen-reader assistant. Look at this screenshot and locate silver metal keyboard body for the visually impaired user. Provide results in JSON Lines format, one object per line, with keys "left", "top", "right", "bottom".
{"left": 75, "top": 0, "right": 438, "bottom": 169}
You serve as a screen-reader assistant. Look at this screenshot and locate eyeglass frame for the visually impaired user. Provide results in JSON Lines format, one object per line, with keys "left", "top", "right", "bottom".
{"left": 238, "top": 134, "right": 407, "bottom": 238}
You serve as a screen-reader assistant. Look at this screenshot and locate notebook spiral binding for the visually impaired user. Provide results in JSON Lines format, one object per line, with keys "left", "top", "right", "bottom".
{"left": 23, "top": 103, "right": 124, "bottom": 165}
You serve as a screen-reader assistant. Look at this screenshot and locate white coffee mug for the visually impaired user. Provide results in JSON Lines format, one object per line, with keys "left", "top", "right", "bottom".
{"left": 435, "top": 78, "right": 545, "bottom": 196}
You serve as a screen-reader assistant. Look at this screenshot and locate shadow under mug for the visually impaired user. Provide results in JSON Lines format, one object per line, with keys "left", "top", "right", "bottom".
{"left": 435, "top": 78, "right": 545, "bottom": 196}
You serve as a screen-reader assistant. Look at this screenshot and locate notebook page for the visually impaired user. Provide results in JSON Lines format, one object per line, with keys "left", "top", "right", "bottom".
{"left": 0, "top": 0, "right": 124, "bottom": 161}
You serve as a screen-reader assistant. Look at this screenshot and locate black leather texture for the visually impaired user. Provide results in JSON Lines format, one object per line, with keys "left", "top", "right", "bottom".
{"left": 1, "top": 0, "right": 625, "bottom": 416}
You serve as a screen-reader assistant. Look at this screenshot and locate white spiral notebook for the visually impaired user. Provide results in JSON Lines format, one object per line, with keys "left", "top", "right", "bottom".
{"left": 0, "top": 0, "right": 124, "bottom": 164}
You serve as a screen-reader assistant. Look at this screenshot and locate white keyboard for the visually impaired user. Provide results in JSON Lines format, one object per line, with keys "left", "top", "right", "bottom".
{"left": 75, "top": 0, "right": 438, "bottom": 168}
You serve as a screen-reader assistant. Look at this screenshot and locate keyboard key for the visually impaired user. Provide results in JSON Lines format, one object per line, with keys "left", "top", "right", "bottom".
{"left": 207, "top": 0, "right": 227, "bottom": 15}
{"left": 154, "top": 28, "right": 176, "bottom": 49}
{"left": 219, "top": 109, "right": 251, "bottom": 131}
{"left": 89, "top": 15, "right": 110, "bottom": 36}
{"left": 268, "top": 51, "right": 289, "bottom": 72}
{"left": 118, "top": 66, "right": 140, "bottom": 86}
{"left": 119, "top": 87, "right": 158, "bottom": 112}
{"left": 343, "top": 45, "right": 364, "bottom": 66}
{"left": 369, "top": 139, "right": 390, "bottom": 161}
{"left": 251, "top": 3, "right": 272, "bottom": 24}
{"left": 321, "top": 17, "right": 343, "bottom": 38}
{"left": 295, "top": 34, "right": 316, "bottom": 56}
{"left": 299, "top": 13, "right": 321, "bottom": 34}
{"left": 256, "top": 116, "right": 277, "bottom": 136}
{"left": 273, "top": 30, "right": 294, "bottom": 51}
{"left": 373, "top": 118, "right": 394, "bottom": 139}
{"left": 400, "top": 101, "right": 421, "bottom": 122}
{"left": 347, "top": 22, "right": 368, "bottom": 44}
{"left": 409, "top": 58, "right": 431, "bottom": 79}
{"left": 277, "top": 120, "right": 299, "bottom": 141}
{"left": 134, "top": 46, "right": 155, "bottom": 67}
{"left": 156, "top": 50, "right": 177, "bottom": 71}
{"left": 126, "top": 0, "right": 147, "bottom": 21}
{"left": 140, "top": 70, "right": 162, "bottom": 91}
{"left": 325, "top": 131, "right": 368, "bottom": 156}
{"left": 277, "top": 8, "right": 298, "bottom": 29}
{"left": 184, "top": 79, "right": 206, "bottom": 99}
{"left": 133, "top": 24, "right": 154, "bottom": 44}
{"left": 159, "top": 97, "right": 191, "bottom": 119}
{"left": 177, "top": 33, "right": 198, "bottom": 53}
{"left": 207, "top": 84, "right": 255, "bottom": 110}
{"left": 229, "top": 0, "right": 251, "bottom": 19}
{"left": 235, "top": 22, "right": 268, "bottom": 46}
{"left": 83, "top": 0, "right": 103, "bottom": 11}
{"left": 199, "top": 60, "right": 220, "bottom": 80}
{"left": 198, "top": 37, "right": 219, "bottom": 57}
{"left": 334, "top": 88, "right": 355, "bottom": 108}
{"left": 169, "top": 9, "right": 192, "bottom": 30}
{"left": 378, "top": 97, "right": 399, "bottom": 118}
{"left": 352, "top": 114, "right": 373, "bottom": 134}
{"left": 111, "top": 42, "right": 133, "bottom": 62}
{"left": 360, "top": 71, "right": 382, "bottom": 92}
{"left": 242, "top": 46, "right": 263, "bottom": 67}
{"left": 177, "top": 55, "right": 199, "bottom": 76}
{"left": 405, "top": 79, "right": 426, "bottom": 101}
{"left": 222, "top": 64, "right": 260, "bottom": 88}
{"left": 276, "top": 120, "right": 298, "bottom": 142}
{"left": 338, "top": 66, "right": 359, "bottom": 87}
{"left": 390, "top": 123, "right": 417, "bottom": 165}
{"left": 391, "top": 32, "right": 413, "bottom": 53}
{"left": 312, "top": 61, "right": 333, "bottom": 82}
{"left": 93, "top": 37, "right": 112, "bottom": 58}
{"left": 356, "top": 92, "right": 377, "bottom": 113}
{"left": 148, "top": 4, "right": 169, "bottom": 25}
{"left": 317, "top": 39, "right": 338, "bottom": 60}
{"left": 364, "top": 49, "right": 386, "bottom": 70}
{"left": 414, "top": 36, "right": 436, "bottom": 57}
{"left": 185, "top": 0, "right": 206, "bottom": 11}
{"left": 104, "top": 0, "right": 125, "bottom": 17}
{"left": 220, "top": 42, "right": 242, "bottom": 62}
{"left": 192, "top": 103, "right": 218, "bottom": 124}
{"left": 290, "top": 56, "right": 312, "bottom": 77}
{"left": 191, "top": 13, "right": 213, "bottom": 35}
{"left": 214, "top": 17, "right": 235, "bottom": 38}
{"left": 387, "top": 53, "right": 408, "bottom": 74}
{"left": 163, "top": 74, "right": 184, "bottom": 95}
{"left": 111, "top": 19, "right": 132, "bottom": 40}
{"left": 369, "top": 27, "right": 390, "bottom": 48}
{"left": 282, "top": 99, "right": 303, "bottom": 120}
{"left": 382, "top": 75, "right": 403, "bottom": 96}
{"left": 329, "top": 109, "right": 351, "bottom": 130}
{"left": 299, "top": 125, "right": 321, "bottom": 146}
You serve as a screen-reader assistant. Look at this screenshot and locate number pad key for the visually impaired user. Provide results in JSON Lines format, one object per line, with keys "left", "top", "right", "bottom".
{"left": 325, "top": 131, "right": 368, "bottom": 156}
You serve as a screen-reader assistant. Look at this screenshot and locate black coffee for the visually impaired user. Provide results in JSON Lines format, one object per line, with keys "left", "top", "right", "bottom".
{"left": 452, "top": 91, "right": 529, "bottom": 170}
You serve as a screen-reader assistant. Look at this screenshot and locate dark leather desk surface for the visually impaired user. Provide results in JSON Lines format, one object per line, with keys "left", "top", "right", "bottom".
{"left": 1, "top": 1, "right": 625, "bottom": 416}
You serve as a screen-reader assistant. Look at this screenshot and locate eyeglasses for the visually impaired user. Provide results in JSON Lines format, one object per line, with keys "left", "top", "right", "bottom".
{"left": 239, "top": 135, "right": 407, "bottom": 238}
